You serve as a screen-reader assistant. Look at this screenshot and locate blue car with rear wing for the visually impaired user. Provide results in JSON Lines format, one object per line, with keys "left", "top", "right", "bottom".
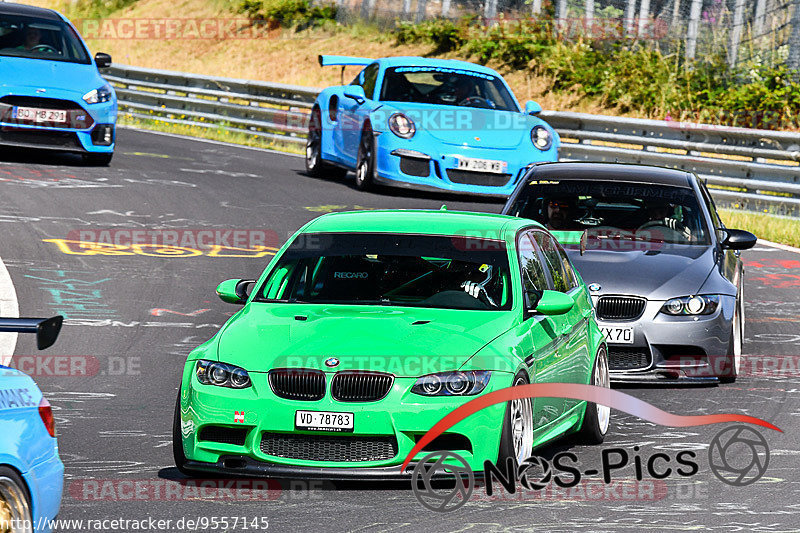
{"left": 305, "top": 55, "right": 559, "bottom": 197}
{"left": 0, "top": 316, "right": 64, "bottom": 533}
{"left": 0, "top": 3, "right": 116, "bottom": 165}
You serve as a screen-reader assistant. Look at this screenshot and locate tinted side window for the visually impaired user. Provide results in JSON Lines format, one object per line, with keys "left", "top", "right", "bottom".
{"left": 532, "top": 232, "right": 574, "bottom": 292}
{"left": 699, "top": 181, "right": 722, "bottom": 229}
{"left": 517, "top": 233, "right": 548, "bottom": 306}
{"left": 351, "top": 63, "right": 379, "bottom": 99}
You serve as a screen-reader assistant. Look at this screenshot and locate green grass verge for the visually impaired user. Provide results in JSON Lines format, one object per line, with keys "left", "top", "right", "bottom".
{"left": 719, "top": 208, "right": 800, "bottom": 248}
{"left": 118, "top": 113, "right": 305, "bottom": 155}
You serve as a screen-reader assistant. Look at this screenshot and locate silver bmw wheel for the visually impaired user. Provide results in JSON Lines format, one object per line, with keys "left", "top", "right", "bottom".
{"left": 0, "top": 475, "right": 32, "bottom": 533}
{"left": 510, "top": 376, "right": 534, "bottom": 464}
{"left": 594, "top": 349, "right": 611, "bottom": 435}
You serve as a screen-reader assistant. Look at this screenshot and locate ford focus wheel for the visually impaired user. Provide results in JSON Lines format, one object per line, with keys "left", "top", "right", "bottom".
{"left": 0, "top": 467, "right": 32, "bottom": 533}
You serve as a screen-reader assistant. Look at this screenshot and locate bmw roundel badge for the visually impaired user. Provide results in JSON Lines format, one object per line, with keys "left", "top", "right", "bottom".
{"left": 325, "top": 357, "right": 340, "bottom": 368}
{"left": 588, "top": 283, "right": 601, "bottom": 292}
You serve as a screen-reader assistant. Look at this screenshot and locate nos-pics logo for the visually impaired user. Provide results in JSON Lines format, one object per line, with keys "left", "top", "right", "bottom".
{"left": 411, "top": 424, "right": 771, "bottom": 512}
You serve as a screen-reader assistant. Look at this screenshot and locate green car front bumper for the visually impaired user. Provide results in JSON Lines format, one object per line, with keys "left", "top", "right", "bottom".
{"left": 178, "top": 362, "right": 514, "bottom": 479}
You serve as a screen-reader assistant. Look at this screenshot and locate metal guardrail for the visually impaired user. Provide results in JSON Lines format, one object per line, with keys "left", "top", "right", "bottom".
{"left": 105, "top": 63, "right": 800, "bottom": 214}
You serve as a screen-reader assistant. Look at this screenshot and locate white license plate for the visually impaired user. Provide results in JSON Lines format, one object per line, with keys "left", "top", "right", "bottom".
{"left": 600, "top": 325, "right": 634, "bottom": 344}
{"left": 295, "top": 410, "right": 354, "bottom": 432}
{"left": 13, "top": 106, "right": 67, "bottom": 124}
{"left": 456, "top": 156, "right": 507, "bottom": 174}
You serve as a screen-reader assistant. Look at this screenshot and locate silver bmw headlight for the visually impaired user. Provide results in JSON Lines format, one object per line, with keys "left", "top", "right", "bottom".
{"left": 661, "top": 295, "right": 719, "bottom": 316}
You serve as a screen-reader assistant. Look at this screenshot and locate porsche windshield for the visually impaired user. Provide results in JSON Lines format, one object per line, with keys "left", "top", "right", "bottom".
{"left": 0, "top": 14, "right": 90, "bottom": 63}
{"left": 380, "top": 67, "right": 518, "bottom": 111}
{"left": 507, "top": 180, "right": 710, "bottom": 245}
{"left": 255, "top": 232, "right": 512, "bottom": 310}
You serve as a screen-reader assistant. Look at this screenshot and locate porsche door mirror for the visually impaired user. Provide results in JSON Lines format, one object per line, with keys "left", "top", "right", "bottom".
{"left": 524, "top": 100, "right": 542, "bottom": 115}
{"left": 344, "top": 86, "right": 366, "bottom": 105}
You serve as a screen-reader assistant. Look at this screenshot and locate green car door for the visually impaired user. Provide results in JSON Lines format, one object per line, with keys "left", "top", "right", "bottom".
{"left": 516, "top": 230, "right": 564, "bottom": 430}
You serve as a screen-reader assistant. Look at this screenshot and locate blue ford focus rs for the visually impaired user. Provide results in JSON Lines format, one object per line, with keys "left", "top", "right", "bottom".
{"left": 0, "top": 316, "right": 64, "bottom": 533}
{"left": 306, "top": 56, "right": 559, "bottom": 197}
{"left": 0, "top": 3, "right": 116, "bottom": 165}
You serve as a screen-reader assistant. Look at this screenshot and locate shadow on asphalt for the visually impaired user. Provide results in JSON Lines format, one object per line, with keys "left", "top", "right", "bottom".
{"left": 0, "top": 147, "right": 92, "bottom": 166}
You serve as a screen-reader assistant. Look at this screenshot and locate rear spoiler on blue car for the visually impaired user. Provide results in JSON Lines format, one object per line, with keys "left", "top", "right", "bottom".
{"left": 0, "top": 316, "right": 63, "bottom": 350}
{"left": 318, "top": 55, "right": 374, "bottom": 67}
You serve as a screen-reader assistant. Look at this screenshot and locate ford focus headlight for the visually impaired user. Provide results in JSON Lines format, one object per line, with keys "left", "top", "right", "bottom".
{"left": 660, "top": 295, "right": 719, "bottom": 316}
{"left": 196, "top": 360, "right": 252, "bottom": 389}
{"left": 531, "top": 125, "right": 552, "bottom": 150}
{"left": 411, "top": 371, "right": 491, "bottom": 396}
{"left": 388, "top": 113, "right": 416, "bottom": 139}
{"left": 83, "top": 83, "right": 113, "bottom": 104}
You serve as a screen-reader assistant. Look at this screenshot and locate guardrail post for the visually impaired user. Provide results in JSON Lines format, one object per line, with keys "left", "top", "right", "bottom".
{"left": 686, "top": 0, "right": 702, "bottom": 61}
{"left": 415, "top": 0, "right": 427, "bottom": 22}
{"left": 531, "top": 0, "right": 542, "bottom": 15}
{"left": 556, "top": 0, "right": 568, "bottom": 30}
{"left": 441, "top": 0, "right": 451, "bottom": 17}
{"left": 584, "top": 0, "right": 594, "bottom": 36}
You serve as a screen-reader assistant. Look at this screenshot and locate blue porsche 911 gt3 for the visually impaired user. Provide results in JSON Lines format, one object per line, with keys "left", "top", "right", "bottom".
{"left": 306, "top": 55, "right": 559, "bottom": 197}
{"left": 0, "top": 3, "right": 116, "bottom": 165}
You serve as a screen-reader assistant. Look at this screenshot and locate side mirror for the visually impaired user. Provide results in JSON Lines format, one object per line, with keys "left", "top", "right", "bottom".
{"left": 535, "top": 290, "right": 575, "bottom": 315}
{"left": 94, "top": 52, "right": 112, "bottom": 68}
{"left": 720, "top": 229, "right": 757, "bottom": 250}
{"left": 0, "top": 316, "right": 63, "bottom": 350}
{"left": 344, "top": 85, "right": 366, "bottom": 105}
{"left": 524, "top": 100, "right": 542, "bottom": 115}
{"left": 216, "top": 279, "right": 255, "bottom": 305}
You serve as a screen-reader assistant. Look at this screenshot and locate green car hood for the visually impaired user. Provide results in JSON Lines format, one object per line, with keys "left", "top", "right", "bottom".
{"left": 216, "top": 303, "right": 518, "bottom": 376}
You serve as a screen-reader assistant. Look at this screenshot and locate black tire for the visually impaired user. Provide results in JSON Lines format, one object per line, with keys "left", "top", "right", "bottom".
{"left": 497, "top": 371, "right": 533, "bottom": 467}
{"left": 0, "top": 466, "right": 33, "bottom": 532}
{"left": 575, "top": 346, "right": 610, "bottom": 445}
{"left": 172, "top": 391, "right": 193, "bottom": 476}
{"left": 305, "top": 107, "right": 347, "bottom": 180}
{"left": 354, "top": 124, "right": 375, "bottom": 191}
{"left": 83, "top": 152, "right": 113, "bottom": 166}
{"left": 719, "top": 295, "right": 743, "bottom": 383}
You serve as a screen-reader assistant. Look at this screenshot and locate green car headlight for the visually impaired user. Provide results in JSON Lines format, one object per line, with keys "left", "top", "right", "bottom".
{"left": 660, "top": 295, "right": 719, "bottom": 316}
{"left": 411, "top": 371, "right": 491, "bottom": 396}
{"left": 196, "top": 360, "right": 252, "bottom": 389}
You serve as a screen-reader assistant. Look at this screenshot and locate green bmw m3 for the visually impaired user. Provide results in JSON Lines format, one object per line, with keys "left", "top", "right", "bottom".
{"left": 173, "top": 209, "right": 610, "bottom": 479}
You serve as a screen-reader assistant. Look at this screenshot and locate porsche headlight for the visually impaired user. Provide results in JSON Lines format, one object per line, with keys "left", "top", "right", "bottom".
{"left": 83, "top": 83, "right": 113, "bottom": 104}
{"left": 388, "top": 113, "right": 416, "bottom": 139}
{"left": 411, "top": 371, "right": 491, "bottom": 396}
{"left": 660, "top": 295, "right": 719, "bottom": 316}
{"left": 196, "top": 360, "right": 252, "bottom": 389}
{"left": 531, "top": 125, "right": 552, "bottom": 150}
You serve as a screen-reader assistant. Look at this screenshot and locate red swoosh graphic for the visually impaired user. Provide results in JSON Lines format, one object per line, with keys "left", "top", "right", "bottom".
{"left": 400, "top": 383, "right": 782, "bottom": 472}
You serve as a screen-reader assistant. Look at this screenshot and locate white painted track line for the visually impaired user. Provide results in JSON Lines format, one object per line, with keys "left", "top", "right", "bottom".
{"left": 0, "top": 256, "right": 18, "bottom": 366}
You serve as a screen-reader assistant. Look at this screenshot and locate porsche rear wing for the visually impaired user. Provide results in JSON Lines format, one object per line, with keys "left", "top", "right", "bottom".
{"left": 0, "top": 316, "right": 63, "bottom": 350}
{"left": 318, "top": 55, "right": 374, "bottom": 67}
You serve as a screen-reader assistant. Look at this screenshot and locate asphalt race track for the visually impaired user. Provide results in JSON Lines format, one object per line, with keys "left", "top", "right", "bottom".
{"left": 2, "top": 128, "right": 799, "bottom": 532}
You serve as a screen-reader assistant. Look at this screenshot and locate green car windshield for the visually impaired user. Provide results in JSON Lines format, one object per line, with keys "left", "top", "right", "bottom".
{"left": 255, "top": 232, "right": 512, "bottom": 310}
